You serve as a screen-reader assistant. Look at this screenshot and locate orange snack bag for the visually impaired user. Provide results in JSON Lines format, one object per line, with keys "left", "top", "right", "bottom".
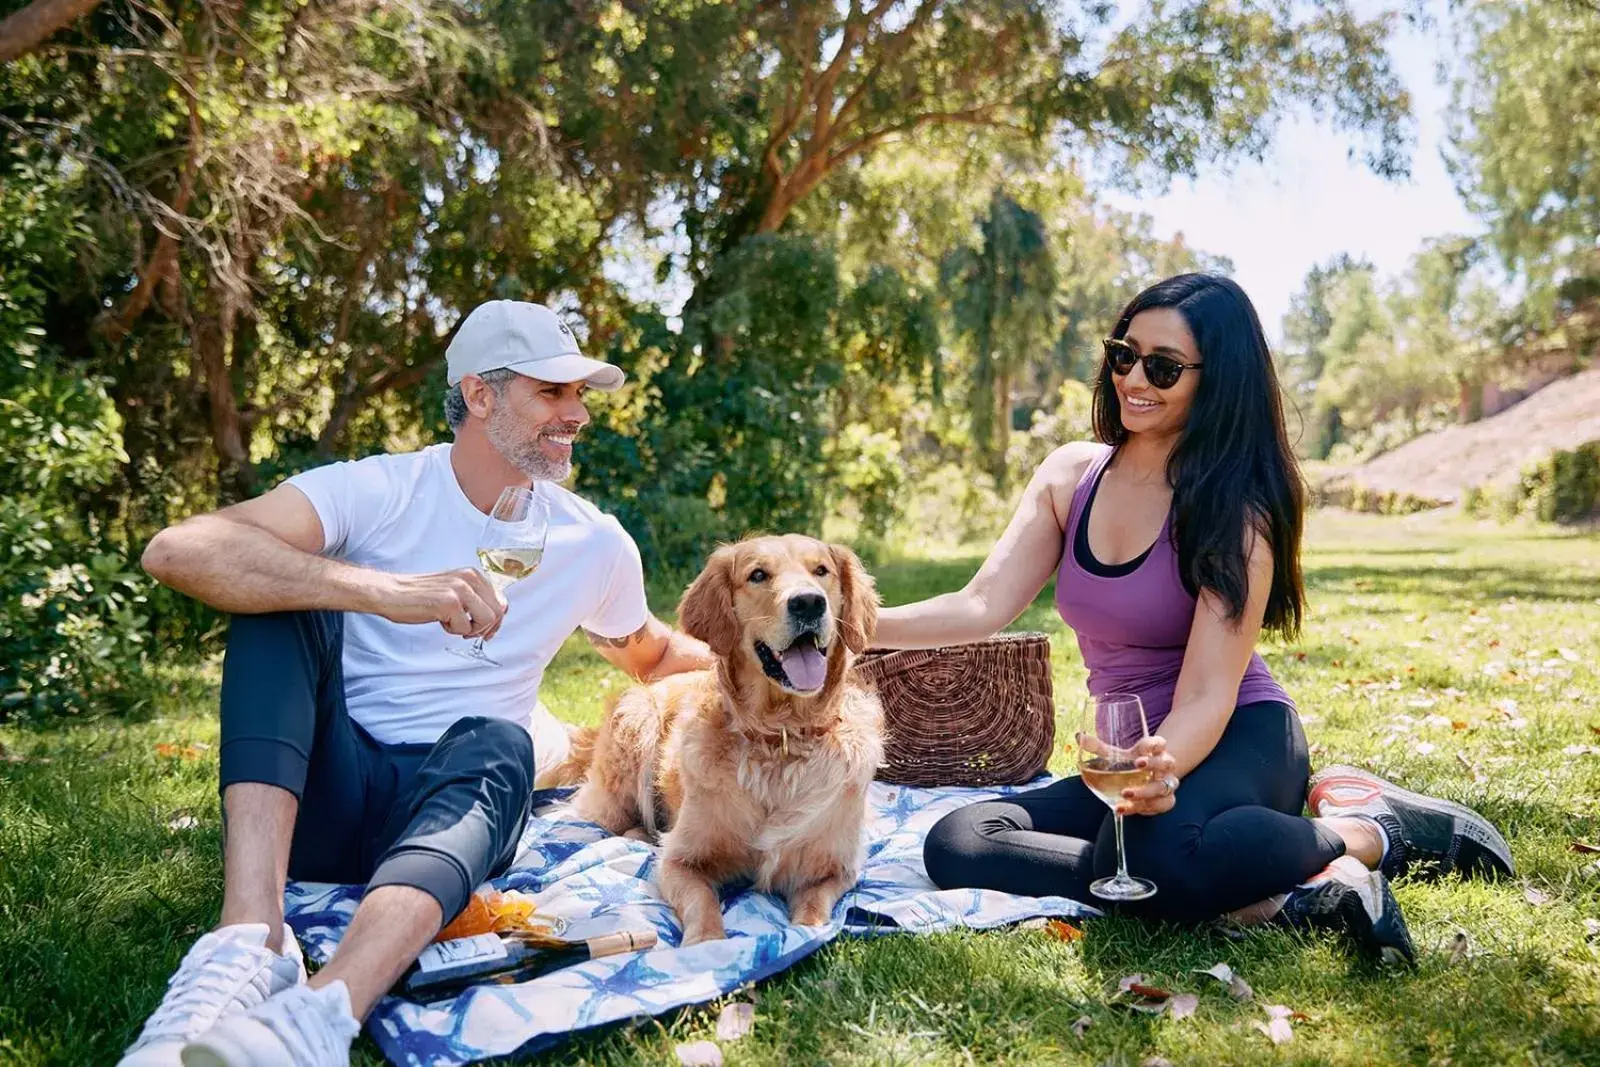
{"left": 433, "top": 889, "right": 538, "bottom": 942}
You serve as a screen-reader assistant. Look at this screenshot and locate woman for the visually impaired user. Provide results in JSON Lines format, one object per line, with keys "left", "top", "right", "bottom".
{"left": 874, "top": 273, "right": 1513, "bottom": 960}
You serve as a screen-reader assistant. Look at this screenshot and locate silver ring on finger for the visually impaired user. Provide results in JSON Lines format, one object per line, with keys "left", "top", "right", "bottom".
{"left": 1163, "top": 775, "right": 1179, "bottom": 795}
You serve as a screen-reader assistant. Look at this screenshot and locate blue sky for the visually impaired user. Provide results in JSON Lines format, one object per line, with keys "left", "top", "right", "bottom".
{"left": 1104, "top": 7, "right": 1480, "bottom": 342}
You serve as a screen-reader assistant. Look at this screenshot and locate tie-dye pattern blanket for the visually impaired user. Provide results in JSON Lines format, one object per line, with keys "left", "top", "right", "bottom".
{"left": 284, "top": 780, "right": 1097, "bottom": 1067}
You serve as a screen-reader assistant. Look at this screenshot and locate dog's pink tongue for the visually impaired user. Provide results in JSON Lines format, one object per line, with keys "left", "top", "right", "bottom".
{"left": 778, "top": 643, "right": 828, "bottom": 691}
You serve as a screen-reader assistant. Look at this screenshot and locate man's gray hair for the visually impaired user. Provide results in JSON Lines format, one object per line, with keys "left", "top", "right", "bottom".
{"left": 443, "top": 368, "right": 521, "bottom": 430}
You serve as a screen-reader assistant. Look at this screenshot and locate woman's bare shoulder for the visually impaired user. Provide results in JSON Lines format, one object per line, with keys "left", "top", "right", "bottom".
{"left": 1034, "top": 441, "right": 1108, "bottom": 525}
{"left": 1038, "top": 440, "right": 1107, "bottom": 489}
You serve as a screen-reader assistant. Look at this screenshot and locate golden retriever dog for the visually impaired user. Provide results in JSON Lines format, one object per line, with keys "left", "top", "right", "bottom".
{"left": 561, "top": 535, "right": 884, "bottom": 945}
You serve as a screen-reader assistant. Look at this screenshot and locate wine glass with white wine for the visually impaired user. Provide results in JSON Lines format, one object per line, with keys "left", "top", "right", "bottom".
{"left": 1077, "top": 692, "right": 1158, "bottom": 901}
{"left": 447, "top": 485, "right": 549, "bottom": 666}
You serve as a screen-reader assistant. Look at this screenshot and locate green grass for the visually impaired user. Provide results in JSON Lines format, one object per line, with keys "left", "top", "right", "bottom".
{"left": 3, "top": 511, "right": 1600, "bottom": 1065}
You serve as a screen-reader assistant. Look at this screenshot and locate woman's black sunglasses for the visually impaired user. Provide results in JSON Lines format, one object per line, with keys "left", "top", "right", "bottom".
{"left": 1102, "top": 337, "right": 1202, "bottom": 390}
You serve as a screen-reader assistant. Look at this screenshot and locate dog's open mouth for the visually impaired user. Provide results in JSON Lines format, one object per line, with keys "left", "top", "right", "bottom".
{"left": 755, "top": 632, "right": 829, "bottom": 693}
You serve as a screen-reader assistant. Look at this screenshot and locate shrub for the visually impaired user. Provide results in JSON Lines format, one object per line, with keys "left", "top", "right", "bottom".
{"left": 0, "top": 364, "right": 154, "bottom": 720}
{"left": 828, "top": 424, "right": 908, "bottom": 542}
{"left": 1518, "top": 441, "right": 1600, "bottom": 523}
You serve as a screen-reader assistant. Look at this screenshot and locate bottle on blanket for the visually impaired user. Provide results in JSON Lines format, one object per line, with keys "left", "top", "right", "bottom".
{"left": 401, "top": 922, "right": 659, "bottom": 1002}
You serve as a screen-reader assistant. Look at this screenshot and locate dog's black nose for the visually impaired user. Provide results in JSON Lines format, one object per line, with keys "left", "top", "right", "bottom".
{"left": 787, "top": 592, "right": 826, "bottom": 625}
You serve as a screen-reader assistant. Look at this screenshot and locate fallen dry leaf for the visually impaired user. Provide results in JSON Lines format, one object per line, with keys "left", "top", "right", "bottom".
{"left": 155, "top": 743, "right": 204, "bottom": 761}
{"left": 1071, "top": 1015, "right": 1092, "bottom": 1037}
{"left": 1255, "top": 1004, "right": 1305, "bottom": 1045}
{"left": 1562, "top": 744, "right": 1600, "bottom": 757}
{"left": 1167, "top": 993, "right": 1199, "bottom": 1020}
{"left": 1255, "top": 1019, "right": 1292, "bottom": 1045}
{"left": 674, "top": 1041, "right": 723, "bottom": 1066}
{"left": 1583, "top": 919, "right": 1600, "bottom": 940}
{"left": 1116, "top": 975, "right": 1177, "bottom": 1015}
{"left": 1142, "top": 1059, "right": 1175, "bottom": 1067}
{"left": 1195, "top": 962, "right": 1254, "bottom": 1002}
{"left": 1524, "top": 886, "right": 1551, "bottom": 907}
{"left": 715, "top": 1002, "right": 755, "bottom": 1042}
{"left": 1571, "top": 841, "right": 1600, "bottom": 854}
{"left": 1045, "top": 919, "right": 1084, "bottom": 943}
{"left": 167, "top": 814, "right": 199, "bottom": 832}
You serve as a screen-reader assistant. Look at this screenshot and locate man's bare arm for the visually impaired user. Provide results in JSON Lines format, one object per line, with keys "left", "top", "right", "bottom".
{"left": 141, "top": 483, "right": 506, "bottom": 637}
{"left": 585, "top": 615, "right": 713, "bottom": 682}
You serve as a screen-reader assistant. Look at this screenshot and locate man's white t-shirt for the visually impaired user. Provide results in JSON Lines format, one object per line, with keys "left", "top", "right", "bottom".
{"left": 286, "top": 443, "right": 649, "bottom": 763}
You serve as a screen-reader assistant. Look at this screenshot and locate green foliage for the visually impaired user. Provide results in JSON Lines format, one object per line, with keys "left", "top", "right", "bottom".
{"left": 1448, "top": 0, "right": 1600, "bottom": 315}
{"left": 1311, "top": 480, "right": 1446, "bottom": 517}
{"left": 1518, "top": 441, "right": 1600, "bottom": 523}
{"left": 943, "top": 190, "right": 1056, "bottom": 489}
{"left": 0, "top": 363, "right": 152, "bottom": 720}
{"left": 826, "top": 424, "right": 908, "bottom": 544}
{"left": 1288, "top": 239, "right": 1518, "bottom": 465}
{"left": 0, "top": 0, "right": 1423, "bottom": 718}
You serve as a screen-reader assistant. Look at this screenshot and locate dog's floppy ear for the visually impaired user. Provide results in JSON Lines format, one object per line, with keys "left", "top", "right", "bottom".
{"left": 830, "top": 543, "right": 879, "bottom": 654}
{"left": 677, "top": 545, "right": 740, "bottom": 657}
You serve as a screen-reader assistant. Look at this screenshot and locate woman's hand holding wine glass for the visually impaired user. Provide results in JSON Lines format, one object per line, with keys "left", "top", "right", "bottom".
{"left": 1074, "top": 692, "right": 1175, "bottom": 901}
{"left": 1112, "top": 735, "right": 1180, "bottom": 817}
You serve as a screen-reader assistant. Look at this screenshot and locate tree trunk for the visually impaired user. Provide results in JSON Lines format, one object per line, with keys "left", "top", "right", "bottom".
{"left": 993, "top": 364, "right": 1012, "bottom": 489}
{"left": 0, "top": 0, "right": 102, "bottom": 63}
{"left": 194, "top": 306, "right": 256, "bottom": 502}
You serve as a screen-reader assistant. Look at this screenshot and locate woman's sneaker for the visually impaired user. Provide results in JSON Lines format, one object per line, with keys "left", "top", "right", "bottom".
{"left": 118, "top": 923, "right": 306, "bottom": 1066}
{"left": 1308, "top": 765, "right": 1514, "bottom": 881}
{"left": 1279, "top": 856, "right": 1416, "bottom": 967}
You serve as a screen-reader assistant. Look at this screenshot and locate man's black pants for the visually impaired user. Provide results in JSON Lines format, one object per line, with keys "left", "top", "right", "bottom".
{"left": 218, "top": 611, "right": 535, "bottom": 922}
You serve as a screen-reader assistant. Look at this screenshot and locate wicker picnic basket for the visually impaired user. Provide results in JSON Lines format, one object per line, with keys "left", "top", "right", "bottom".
{"left": 852, "top": 632, "right": 1055, "bottom": 787}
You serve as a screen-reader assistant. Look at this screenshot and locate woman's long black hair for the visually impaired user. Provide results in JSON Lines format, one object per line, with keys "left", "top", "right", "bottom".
{"left": 1092, "top": 273, "right": 1306, "bottom": 638}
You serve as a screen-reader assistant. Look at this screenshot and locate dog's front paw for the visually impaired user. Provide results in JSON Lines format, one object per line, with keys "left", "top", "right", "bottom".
{"left": 679, "top": 920, "right": 727, "bottom": 946}
{"left": 789, "top": 900, "right": 833, "bottom": 927}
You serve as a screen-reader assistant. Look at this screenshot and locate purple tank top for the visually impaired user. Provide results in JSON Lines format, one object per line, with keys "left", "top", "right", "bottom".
{"left": 1056, "top": 446, "right": 1292, "bottom": 744}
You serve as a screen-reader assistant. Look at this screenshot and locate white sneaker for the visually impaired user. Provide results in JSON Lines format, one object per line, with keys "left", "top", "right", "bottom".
{"left": 119, "top": 923, "right": 306, "bottom": 1067}
{"left": 181, "top": 980, "right": 360, "bottom": 1067}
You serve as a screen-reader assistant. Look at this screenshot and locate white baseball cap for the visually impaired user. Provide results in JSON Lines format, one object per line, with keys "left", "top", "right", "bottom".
{"left": 445, "top": 301, "right": 625, "bottom": 391}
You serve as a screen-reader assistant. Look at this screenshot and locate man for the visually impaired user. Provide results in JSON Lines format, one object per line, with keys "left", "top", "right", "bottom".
{"left": 123, "top": 301, "right": 711, "bottom": 1067}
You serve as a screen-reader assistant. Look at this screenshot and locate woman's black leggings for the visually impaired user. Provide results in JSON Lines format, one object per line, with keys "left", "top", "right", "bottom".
{"left": 923, "top": 701, "right": 1345, "bottom": 922}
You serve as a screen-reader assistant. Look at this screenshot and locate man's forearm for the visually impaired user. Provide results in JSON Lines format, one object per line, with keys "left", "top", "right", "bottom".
{"left": 142, "top": 516, "right": 384, "bottom": 615}
{"left": 645, "top": 632, "right": 714, "bottom": 681}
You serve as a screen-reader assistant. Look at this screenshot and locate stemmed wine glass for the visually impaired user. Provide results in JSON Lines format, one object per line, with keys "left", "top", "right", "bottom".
{"left": 1076, "top": 692, "right": 1158, "bottom": 901}
{"left": 447, "top": 485, "right": 549, "bottom": 666}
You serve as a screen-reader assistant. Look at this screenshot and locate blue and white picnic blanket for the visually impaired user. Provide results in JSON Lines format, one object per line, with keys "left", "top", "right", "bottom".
{"left": 285, "top": 780, "right": 1097, "bottom": 1067}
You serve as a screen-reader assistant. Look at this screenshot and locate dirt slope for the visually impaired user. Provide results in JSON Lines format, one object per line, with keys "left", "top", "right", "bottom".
{"left": 1333, "top": 366, "right": 1600, "bottom": 503}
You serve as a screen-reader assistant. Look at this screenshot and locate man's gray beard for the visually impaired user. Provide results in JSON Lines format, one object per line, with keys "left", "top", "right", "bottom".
{"left": 486, "top": 407, "right": 571, "bottom": 482}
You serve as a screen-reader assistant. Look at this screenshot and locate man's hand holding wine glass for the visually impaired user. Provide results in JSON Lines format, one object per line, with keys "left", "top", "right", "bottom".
{"left": 374, "top": 569, "right": 510, "bottom": 639}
